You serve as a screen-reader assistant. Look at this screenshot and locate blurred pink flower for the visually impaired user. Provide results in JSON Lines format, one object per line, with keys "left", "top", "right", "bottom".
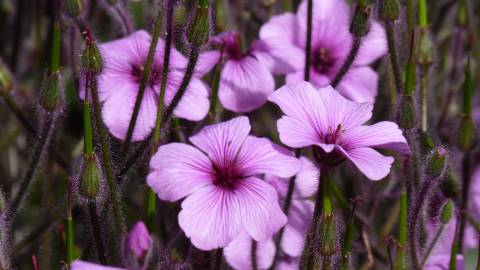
{"left": 224, "top": 157, "right": 318, "bottom": 270}
{"left": 424, "top": 254, "right": 463, "bottom": 270}
{"left": 147, "top": 116, "right": 301, "bottom": 250}
{"left": 424, "top": 219, "right": 465, "bottom": 270}
{"left": 81, "top": 30, "right": 214, "bottom": 141}
{"left": 259, "top": 0, "right": 387, "bottom": 103}
{"left": 269, "top": 81, "right": 409, "bottom": 180}
{"left": 202, "top": 31, "right": 275, "bottom": 112}
{"left": 126, "top": 221, "right": 152, "bottom": 259}
{"left": 70, "top": 261, "right": 124, "bottom": 270}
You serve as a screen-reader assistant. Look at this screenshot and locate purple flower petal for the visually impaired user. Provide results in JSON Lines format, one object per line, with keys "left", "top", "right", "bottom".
{"left": 355, "top": 22, "right": 388, "bottom": 66}
{"left": 224, "top": 231, "right": 275, "bottom": 270}
{"left": 341, "top": 121, "right": 410, "bottom": 154}
{"left": 338, "top": 146, "right": 394, "bottom": 181}
{"left": 148, "top": 143, "right": 213, "bottom": 201}
{"left": 126, "top": 221, "right": 152, "bottom": 259}
{"left": 189, "top": 116, "right": 251, "bottom": 168}
{"left": 281, "top": 199, "right": 314, "bottom": 257}
{"left": 70, "top": 261, "right": 125, "bottom": 270}
{"left": 219, "top": 56, "right": 275, "bottom": 112}
{"left": 337, "top": 66, "right": 379, "bottom": 103}
{"left": 235, "top": 136, "right": 301, "bottom": 178}
{"left": 236, "top": 177, "right": 287, "bottom": 242}
{"left": 196, "top": 51, "right": 222, "bottom": 77}
{"left": 178, "top": 184, "right": 243, "bottom": 250}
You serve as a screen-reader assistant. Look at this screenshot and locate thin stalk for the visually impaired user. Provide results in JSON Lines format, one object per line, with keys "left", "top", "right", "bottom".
{"left": 121, "top": 5, "right": 165, "bottom": 156}
{"left": 340, "top": 201, "right": 358, "bottom": 269}
{"left": 331, "top": 38, "right": 361, "bottom": 88}
{"left": 300, "top": 165, "right": 326, "bottom": 270}
{"left": 84, "top": 72, "right": 94, "bottom": 156}
{"left": 393, "top": 190, "right": 407, "bottom": 270}
{"left": 65, "top": 179, "right": 74, "bottom": 264}
{"left": 151, "top": 0, "right": 175, "bottom": 152}
{"left": 270, "top": 150, "right": 301, "bottom": 270}
{"left": 160, "top": 47, "right": 201, "bottom": 128}
{"left": 146, "top": 0, "right": 175, "bottom": 233}
{"left": 5, "top": 112, "right": 54, "bottom": 220}
{"left": 145, "top": 189, "right": 157, "bottom": 232}
{"left": 409, "top": 175, "right": 437, "bottom": 269}
{"left": 209, "top": 46, "right": 225, "bottom": 119}
{"left": 112, "top": 4, "right": 133, "bottom": 34}
{"left": 252, "top": 241, "right": 258, "bottom": 270}
{"left": 384, "top": 22, "right": 403, "bottom": 94}
{"left": 89, "top": 201, "right": 107, "bottom": 264}
{"left": 90, "top": 75, "right": 125, "bottom": 236}
{"left": 420, "top": 69, "right": 428, "bottom": 133}
{"left": 420, "top": 224, "right": 444, "bottom": 267}
{"left": 211, "top": 248, "right": 223, "bottom": 270}
{"left": 449, "top": 215, "right": 460, "bottom": 270}
{"left": 304, "top": 0, "right": 313, "bottom": 81}
{"left": 457, "top": 152, "right": 471, "bottom": 252}
{"left": 406, "top": 0, "right": 414, "bottom": 40}
{"left": 2, "top": 94, "right": 35, "bottom": 134}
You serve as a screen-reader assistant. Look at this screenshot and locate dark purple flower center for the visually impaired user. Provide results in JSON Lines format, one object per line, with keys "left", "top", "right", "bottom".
{"left": 131, "top": 63, "right": 162, "bottom": 86}
{"left": 212, "top": 164, "right": 244, "bottom": 190}
{"left": 322, "top": 124, "right": 344, "bottom": 144}
{"left": 313, "top": 48, "right": 335, "bottom": 74}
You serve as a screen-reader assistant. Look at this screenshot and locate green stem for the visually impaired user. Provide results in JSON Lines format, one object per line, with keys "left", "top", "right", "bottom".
{"left": 90, "top": 75, "right": 125, "bottom": 237}
{"left": 449, "top": 215, "right": 460, "bottom": 270}
{"left": 121, "top": 4, "right": 165, "bottom": 156}
{"left": 145, "top": 189, "right": 157, "bottom": 232}
{"left": 418, "top": 0, "right": 428, "bottom": 28}
{"left": 83, "top": 73, "right": 94, "bottom": 156}
{"left": 384, "top": 21, "right": 403, "bottom": 94}
{"left": 340, "top": 202, "right": 357, "bottom": 269}
{"left": 50, "top": 20, "right": 61, "bottom": 73}
{"left": 209, "top": 46, "right": 224, "bottom": 118}
{"left": 420, "top": 69, "right": 428, "bottom": 132}
{"left": 65, "top": 214, "right": 74, "bottom": 264}
{"left": 393, "top": 191, "right": 407, "bottom": 270}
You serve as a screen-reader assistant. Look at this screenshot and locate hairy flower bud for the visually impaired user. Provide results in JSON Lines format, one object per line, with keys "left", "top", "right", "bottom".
{"left": 425, "top": 147, "right": 448, "bottom": 179}
{"left": 41, "top": 72, "right": 61, "bottom": 111}
{"left": 457, "top": 116, "right": 476, "bottom": 151}
{"left": 350, "top": 3, "right": 371, "bottom": 38}
{"left": 379, "top": 0, "right": 399, "bottom": 22}
{"left": 80, "top": 156, "right": 101, "bottom": 200}
{"left": 321, "top": 213, "right": 336, "bottom": 257}
{"left": 81, "top": 39, "right": 103, "bottom": 73}
{"left": 64, "top": 0, "right": 84, "bottom": 17}
{"left": 440, "top": 173, "right": 460, "bottom": 200}
{"left": 417, "top": 28, "right": 434, "bottom": 67}
{"left": 187, "top": 2, "right": 210, "bottom": 48}
{"left": 0, "top": 60, "right": 12, "bottom": 96}
{"left": 440, "top": 199, "right": 453, "bottom": 224}
{"left": 397, "top": 95, "right": 416, "bottom": 130}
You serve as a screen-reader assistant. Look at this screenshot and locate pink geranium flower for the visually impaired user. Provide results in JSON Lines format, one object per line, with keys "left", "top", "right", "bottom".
{"left": 81, "top": 30, "right": 214, "bottom": 141}
{"left": 147, "top": 116, "right": 301, "bottom": 250}
{"left": 125, "top": 221, "right": 152, "bottom": 260}
{"left": 204, "top": 31, "right": 276, "bottom": 112}
{"left": 70, "top": 261, "right": 124, "bottom": 270}
{"left": 269, "top": 81, "right": 409, "bottom": 180}
{"left": 259, "top": 0, "right": 387, "bottom": 103}
{"left": 224, "top": 157, "right": 318, "bottom": 270}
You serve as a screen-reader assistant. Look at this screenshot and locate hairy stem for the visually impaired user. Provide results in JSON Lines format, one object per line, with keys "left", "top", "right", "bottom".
{"left": 457, "top": 152, "right": 471, "bottom": 252}
{"left": 304, "top": 0, "right": 313, "bottom": 81}
{"left": 90, "top": 74, "right": 125, "bottom": 237}
{"left": 121, "top": 5, "right": 166, "bottom": 156}
{"left": 89, "top": 201, "right": 107, "bottom": 264}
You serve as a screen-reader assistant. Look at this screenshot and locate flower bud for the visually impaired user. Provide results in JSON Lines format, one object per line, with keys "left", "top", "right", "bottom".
{"left": 440, "top": 173, "right": 460, "bottom": 200}
{"left": 425, "top": 147, "right": 448, "bottom": 179}
{"left": 0, "top": 60, "right": 12, "bottom": 96}
{"left": 187, "top": 3, "right": 210, "bottom": 48}
{"left": 379, "top": 0, "right": 399, "bottom": 22}
{"left": 397, "top": 95, "right": 416, "bottom": 130}
{"left": 321, "top": 214, "right": 336, "bottom": 256}
{"left": 81, "top": 38, "right": 103, "bottom": 74}
{"left": 440, "top": 199, "right": 453, "bottom": 224}
{"left": 417, "top": 28, "right": 434, "bottom": 68}
{"left": 64, "top": 0, "right": 84, "bottom": 17}
{"left": 350, "top": 3, "right": 371, "bottom": 38}
{"left": 80, "top": 156, "right": 101, "bottom": 200}
{"left": 420, "top": 131, "right": 434, "bottom": 151}
{"left": 457, "top": 116, "right": 476, "bottom": 151}
{"left": 41, "top": 72, "right": 61, "bottom": 111}
{"left": 126, "top": 221, "right": 152, "bottom": 260}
